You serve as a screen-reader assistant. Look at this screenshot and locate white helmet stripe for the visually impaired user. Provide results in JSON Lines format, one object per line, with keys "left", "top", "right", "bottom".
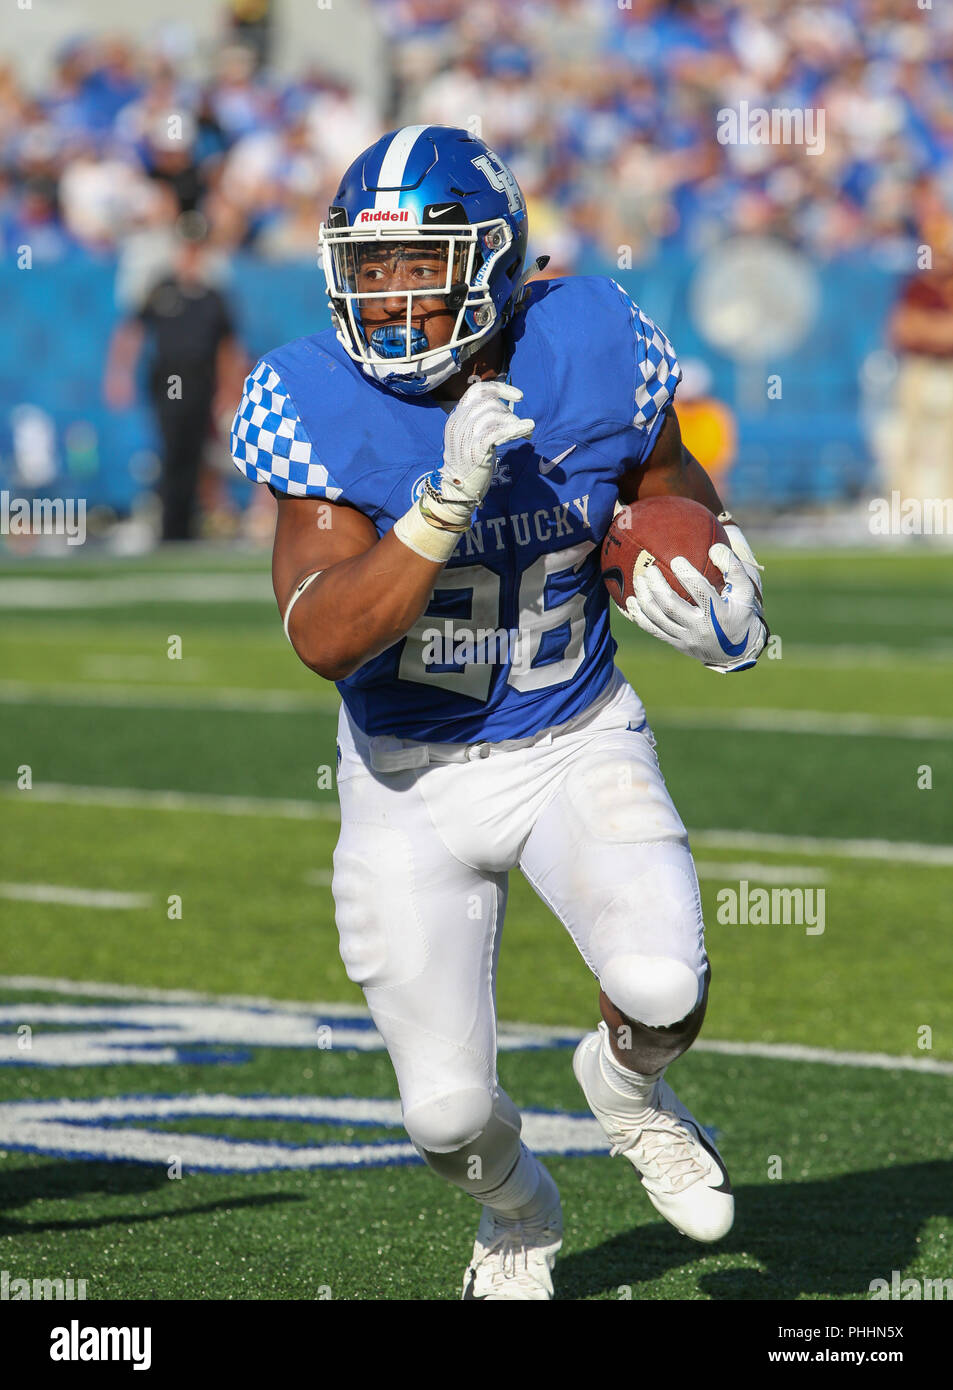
{"left": 372, "top": 125, "right": 430, "bottom": 213}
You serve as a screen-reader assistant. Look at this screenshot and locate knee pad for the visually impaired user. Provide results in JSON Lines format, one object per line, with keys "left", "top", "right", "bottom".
{"left": 409, "top": 1087, "right": 524, "bottom": 1197}
{"left": 600, "top": 953, "right": 701, "bottom": 1028}
{"left": 402, "top": 1086, "right": 494, "bottom": 1155}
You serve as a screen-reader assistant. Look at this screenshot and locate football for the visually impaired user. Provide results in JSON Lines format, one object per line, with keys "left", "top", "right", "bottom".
{"left": 601, "top": 495, "right": 730, "bottom": 610}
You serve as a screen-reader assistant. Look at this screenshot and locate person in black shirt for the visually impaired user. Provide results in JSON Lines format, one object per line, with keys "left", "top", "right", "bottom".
{"left": 105, "top": 223, "right": 247, "bottom": 540}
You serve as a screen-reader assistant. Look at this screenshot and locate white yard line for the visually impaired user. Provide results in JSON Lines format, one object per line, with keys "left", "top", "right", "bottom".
{"left": 689, "top": 829, "right": 953, "bottom": 867}
{"left": 693, "top": 862, "right": 827, "bottom": 883}
{"left": 690, "top": 1038, "right": 953, "bottom": 1077}
{"left": 786, "top": 644, "right": 953, "bottom": 667}
{"left": 2, "top": 781, "right": 949, "bottom": 865}
{"left": 0, "top": 883, "right": 152, "bottom": 909}
{"left": 0, "top": 782, "right": 339, "bottom": 820}
{"left": 0, "top": 975, "right": 950, "bottom": 1077}
{"left": 659, "top": 708, "right": 953, "bottom": 739}
{"left": 0, "top": 681, "right": 951, "bottom": 738}
{"left": 0, "top": 681, "right": 334, "bottom": 715}
{"left": 0, "top": 575, "right": 273, "bottom": 607}
{"left": 0, "top": 975, "right": 368, "bottom": 1014}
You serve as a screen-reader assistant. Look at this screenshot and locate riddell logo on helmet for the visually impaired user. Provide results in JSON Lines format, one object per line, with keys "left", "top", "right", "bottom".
{"left": 356, "top": 209, "right": 416, "bottom": 224}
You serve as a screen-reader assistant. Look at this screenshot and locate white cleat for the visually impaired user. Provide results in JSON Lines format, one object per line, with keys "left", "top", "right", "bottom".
{"left": 573, "top": 1023, "right": 733, "bottom": 1243}
{"left": 462, "top": 1166, "right": 563, "bottom": 1300}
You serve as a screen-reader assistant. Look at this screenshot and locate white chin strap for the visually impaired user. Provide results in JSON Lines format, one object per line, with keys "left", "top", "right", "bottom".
{"left": 361, "top": 328, "right": 493, "bottom": 396}
{"left": 362, "top": 344, "right": 461, "bottom": 395}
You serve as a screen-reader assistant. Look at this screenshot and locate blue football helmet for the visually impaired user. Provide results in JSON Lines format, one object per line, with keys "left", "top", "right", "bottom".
{"left": 318, "top": 125, "right": 529, "bottom": 396}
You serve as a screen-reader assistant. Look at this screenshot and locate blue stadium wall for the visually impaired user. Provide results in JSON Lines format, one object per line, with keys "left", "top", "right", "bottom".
{"left": 0, "top": 253, "right": 900, "bottom": 513}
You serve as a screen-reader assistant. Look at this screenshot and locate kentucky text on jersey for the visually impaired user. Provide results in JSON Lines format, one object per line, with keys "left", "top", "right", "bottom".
{"left": 231, "top": 276, "right": 681, "bottom": 743}
{"left": 459, "top": 494, "right": 591, "bottom": 553}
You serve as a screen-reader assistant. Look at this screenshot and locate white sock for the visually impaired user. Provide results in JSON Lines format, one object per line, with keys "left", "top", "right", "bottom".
{"left": 598, "top": 1023, "right": 664, "bottom": 1106}
{"left": 480, "top": 1143, "right": 550, "bottom": 1223}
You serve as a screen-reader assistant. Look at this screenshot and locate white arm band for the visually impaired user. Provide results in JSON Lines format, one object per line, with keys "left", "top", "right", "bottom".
{"left": 283, "top": 570, "right": 324, "bottom": 643}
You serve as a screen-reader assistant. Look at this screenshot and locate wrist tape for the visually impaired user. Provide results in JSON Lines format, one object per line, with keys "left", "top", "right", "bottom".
{"left": 393, "top": 496, "right": 470, "bottom": 563}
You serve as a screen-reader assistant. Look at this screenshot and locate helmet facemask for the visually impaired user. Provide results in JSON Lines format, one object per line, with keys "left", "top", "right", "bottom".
{"left": 319, "top": 219, "right": 514, "bottom": 395}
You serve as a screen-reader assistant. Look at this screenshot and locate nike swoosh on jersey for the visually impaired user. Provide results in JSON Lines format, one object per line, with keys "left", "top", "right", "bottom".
{"left": 709, "top": 599, "right": 749, "bottom": 657}
{"left": 539, "top": 445, "right": 576, "bottom": 474}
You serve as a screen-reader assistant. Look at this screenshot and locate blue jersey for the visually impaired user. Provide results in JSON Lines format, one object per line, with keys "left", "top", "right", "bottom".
{"left": 231, "top": 276, "right": 680, "bottom": 742}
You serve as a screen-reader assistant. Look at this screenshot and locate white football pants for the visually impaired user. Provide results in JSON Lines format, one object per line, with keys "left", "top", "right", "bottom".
{"left": 331, "top": 665, "right": 708, "bottom": 1157}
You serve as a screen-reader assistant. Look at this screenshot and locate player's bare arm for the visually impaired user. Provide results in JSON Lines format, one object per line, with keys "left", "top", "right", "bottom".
{"left": 273, "top": 374, "right": 534, "bottom": 680}
{"left": 618, "top": 404, "right": 725, "bottom": 514}
{"left": 272, "top": 494, "right": 447, "bottom": 681}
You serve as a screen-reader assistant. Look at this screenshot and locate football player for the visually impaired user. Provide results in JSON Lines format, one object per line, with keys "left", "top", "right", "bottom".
{"left": 231, "top": 126, "right": 767, "bottom": 1300}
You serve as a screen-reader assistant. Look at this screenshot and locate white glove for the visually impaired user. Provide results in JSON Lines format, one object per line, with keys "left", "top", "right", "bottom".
{"left": 720, "top": 516, "right": 764, "bottom": 604}
{"left": 421, "top": 380, "right": 535, "bottom": 531}
{"left": 624, "top": 543, "right": 768, "bottom": 672}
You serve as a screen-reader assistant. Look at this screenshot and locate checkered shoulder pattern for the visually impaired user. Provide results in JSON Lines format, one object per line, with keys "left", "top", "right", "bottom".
{"left": 230, "top": 359, "right": 343, "bottom": 499}
{"left": 609, "top": 280, "right": 682, "bottom": 434}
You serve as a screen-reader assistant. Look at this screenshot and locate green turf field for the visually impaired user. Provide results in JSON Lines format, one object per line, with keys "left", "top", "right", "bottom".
{"left": 0, "top": 544, "right": 951, "bottom": 1301}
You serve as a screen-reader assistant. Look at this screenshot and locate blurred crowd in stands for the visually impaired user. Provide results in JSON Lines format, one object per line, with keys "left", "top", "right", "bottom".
{"left": 1, "top": 0, "right": 952, "bottom": 278}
